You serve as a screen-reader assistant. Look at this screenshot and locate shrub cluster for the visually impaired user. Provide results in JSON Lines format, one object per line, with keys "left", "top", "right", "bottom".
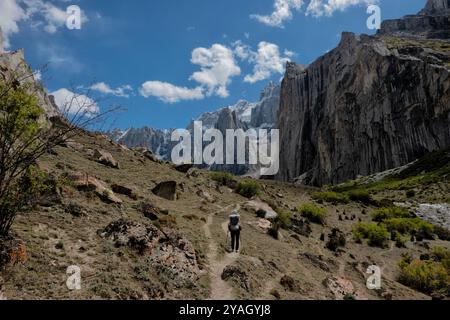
{"left": 312, "top": 191, "right": 349, "bottom": 204}
{"left": 299, "top": 203, "right": 326, "bottom": 225}
{"left": 352, "top": 223, "right": 390, "bottom": 248}
{"left": 235, "top": 180, "right": 261, "bottom": 198}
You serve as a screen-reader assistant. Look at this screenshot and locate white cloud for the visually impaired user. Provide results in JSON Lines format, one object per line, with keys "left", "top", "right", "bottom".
{"left": 306, "top": 0, "right": 374, "bottom": 17}
{"left": 237, "top": 41, "right": 293, "bottom": 84}
{"left": 0, "top": 0, "right": 26, "bottom": 49}
{"left": 250, "top": 0, "right": 303, "bottom": 27}
{"left": 190, "top": 44, "right": 241, "bottom": 98}
{"left": 139, "top": 81, "right": 204, "bottom": 104}
{"left": 23, "top": 0, "right": 88, "bottom": 34}
{"left": 251, "top": 0, "right": 377, "bottom": 26}
{"left": 50, "top": 88, "right": 99, "bottom": 118}
{"left": 140, "top": 44, "right": 241, "bottom": 103}
{"left": 0, "top": 0, "right": 89, "bottom": 48}
{"left": 90, "top": 82, "right": 133, "bottom": 98}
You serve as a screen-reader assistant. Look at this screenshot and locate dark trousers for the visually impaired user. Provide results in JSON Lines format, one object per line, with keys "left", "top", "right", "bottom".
{"left": 230, "top": 229, "right": 240, "bottom": 251}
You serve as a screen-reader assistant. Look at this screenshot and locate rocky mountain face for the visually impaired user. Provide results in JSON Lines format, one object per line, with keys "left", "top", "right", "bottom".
{"left": 277, "top": 0, "right": 450, "bottom": 186}
{"left": 109, "top": 82, "right": 280, "bottom": 168}
{"left": 379, "top": 0, "right": 450, "bottom": 39}
{"left": 108, "top": 127, "right": 174, "bottom": 160}
{"left": 0, "top": 43, "right": 59, "bottom": 121}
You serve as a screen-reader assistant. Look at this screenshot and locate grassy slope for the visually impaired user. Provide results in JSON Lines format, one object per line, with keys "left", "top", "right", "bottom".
{"left": 2, "top": 131, "right": 448, "bottom": 300}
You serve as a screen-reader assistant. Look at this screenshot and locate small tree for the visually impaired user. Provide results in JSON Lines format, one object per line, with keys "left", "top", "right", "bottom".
{"left": 0, "top": 67, "right": 118, "bottom": 236}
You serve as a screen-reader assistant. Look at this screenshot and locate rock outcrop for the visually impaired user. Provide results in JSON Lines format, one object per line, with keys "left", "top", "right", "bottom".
{"left": 379, "top": 0, "right": 450, "bottom": 39}
{"left": 0, "top": 48, "right": 59, "bottom": 120}
{"left": 277, "top": 2, "right": 450, "bottom": 186}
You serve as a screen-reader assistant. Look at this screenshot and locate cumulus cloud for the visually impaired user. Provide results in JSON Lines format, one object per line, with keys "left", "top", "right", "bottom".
{"left": 0, "top": 0, "right": 88, "bottom": 49}
{"left": 140, "top": 44, "right": 240, "bottom": 102}
{"left": 250, "top": 0, "right": 303, "bottom": 27}
{"left": 306, "top": 0, "right": 374, "bottom": 17}
{"left": 0, "top": 0, "right": 26, "bottom": 49}
{"left": 233, "top": 41, "right": 293, "bottom": 84}
{"left": 139, "top": 81, "right": 204, "bottom": 104}
{"left": 23, "top": 0, "right": 88, "bottom": 34}
{"left": 51, "top": 88, "right": 99, "bottom": 118}
{"left": 90, "top": 82, "right": 133, "bottom": 98}
{"left": 252, "top": 0, "right": 377, "bottom": 26}
{"left": 190, "top": 44, "right": 241, "bottom": 98}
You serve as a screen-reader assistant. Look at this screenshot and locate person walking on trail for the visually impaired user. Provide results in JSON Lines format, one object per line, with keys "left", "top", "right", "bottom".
{"left": 228, "top": 210, "right": 241, "bottom": 253}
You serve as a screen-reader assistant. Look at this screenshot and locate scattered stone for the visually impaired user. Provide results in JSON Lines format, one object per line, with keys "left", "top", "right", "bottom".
{"left": 67, "top": 172, "right": 123, "bottom": 204}
{"left": 111, "top": 184, "right": 138, "bottom": 200}
{"left": 247, "top": 218, "right": 272, "bottom": 233}
{"left": 152, "top": 181, "right": 178, "bottom": 201}
{"left": 290, "top": 217, "right": 312, "bottom": 238}
{"left": 135, "top": 201, "right": 161, "bottom": 221}
{"left": 299, "top": 253, "right": 331, "bottom": 272}
{"left": 94, "top": 149, "right": 119, "bottom": 169}
{"left": 143, "top": 150, "right": 160, "bottom": 163}
{"left": 324, "top": 276, "right": 362, "bottom": 300}
{"left": 101, "top": 219, "right": 200, "bottom": 285}
{"left": 65, "top": 203, "right": 88, "bottom": 217}
{"left": 196, "top": 189, "right": 215, "bottom": 203}
{"left": 280, "top": 275, "right": 298, "bottom": 292}
{"left": 175, "top": 163, "right": 194, "bottom": 173}
{"left": 221, "top": 265, "right": 249, "bottom": 291}
{"left": 326, "top": 228, "right": 346, "bottom": 252}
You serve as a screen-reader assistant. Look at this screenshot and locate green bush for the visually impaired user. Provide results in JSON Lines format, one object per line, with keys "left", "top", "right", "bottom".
{"left": 352, "top": 223, "right": 390, "bottom": 248}
{"left": 372, "top": 206, "right": 415, "bottom": 222}
{"left": 398, "top": 258, "right": 449, "bottom": 295}
{"left": 384, "top": 218, "right": 434, "bottom": 239}
{"left": 211, "top": 172, "right": 235, "bottom": 187}
{"left": 235, "top": 180, "right": 261, "bottom": 198}
{"left": 275, "top": 208, "right": 292, "bottom": 229}
{"left": 312, "top": 191, "right": 349, "bottom": 204}
{"left": 299, "top": 203, "right": 326, "bottom": 225}
{"left": 347, "top": 190, "right": 373, "bottom": 205}
{"left": 432, "top": 247, "right": 450, "bottom": 262}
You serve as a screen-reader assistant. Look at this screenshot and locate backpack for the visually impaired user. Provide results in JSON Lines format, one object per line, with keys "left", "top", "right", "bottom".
{"left": 229, "top": 213, "right": 240, "bottom": 231}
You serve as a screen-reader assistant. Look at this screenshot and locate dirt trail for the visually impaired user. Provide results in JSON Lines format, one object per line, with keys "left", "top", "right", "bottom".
{"left": 203, "top": 204, "right": 240, "bottom": 300}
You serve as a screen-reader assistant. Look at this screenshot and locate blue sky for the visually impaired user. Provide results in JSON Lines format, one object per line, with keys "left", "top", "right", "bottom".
{"left": 1, "top": 0, "right": 426, "bottom": 129}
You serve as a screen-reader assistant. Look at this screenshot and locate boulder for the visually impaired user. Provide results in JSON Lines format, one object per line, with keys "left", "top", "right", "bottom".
{"left": 152, "top": 181, "right": 178, "bottom": 201}
{"left": 324, "top": 276, "right": 366, "bottom": 300}
{"left": 135, "top": 201, "right": 161, "bottom": 221}
{"left": 196, "top": 189, "right": 215, "bottom": 203}
{"left": 143, "top": 150, "right": 160, "bottom": 163}
{"left": 101, "top": 219, "right": 200, "bottom": 286}
{"left": 111, "top": 184, "right": 137, "bottom": 200}
{"left": 67, "top": 172, "right": 123, "bottom": 204}
{"left": 94, "top": 149, "right": 119, "bottom": 169}
{"left": 221, "top": 265, "right": 250, "bottom": 291}
{"left": 175, "top": 163, "right": 194, "bottom": 173}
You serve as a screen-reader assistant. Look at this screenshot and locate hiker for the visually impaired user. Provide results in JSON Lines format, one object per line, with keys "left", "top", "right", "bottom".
{"left": 228, "top": 210, "right": 241, "bottom": 253}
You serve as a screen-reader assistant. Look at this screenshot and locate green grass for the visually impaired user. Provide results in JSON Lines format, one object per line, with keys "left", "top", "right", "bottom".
{"left": 211, "top": 172, "right": 236, "bottom": 187}
{"left": 331, "top": 150, "right": 450, "bottom": 196}
{"left": 312, "top": 191, "right": 349, "bottom": 204}
{"left": 372, "top": 206, "right": 415, "bottom": 222}
{"left": 352, "top": 222, "right": 390, "bottom": 248}
{"left": 398, "top": 255, "right": 449, "bottom": 295}
{"left": 299, "top": 203, "right": 326, "bottom": 225}
{"left": 235, "top": 180, "right": 261, "bottom": 198}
